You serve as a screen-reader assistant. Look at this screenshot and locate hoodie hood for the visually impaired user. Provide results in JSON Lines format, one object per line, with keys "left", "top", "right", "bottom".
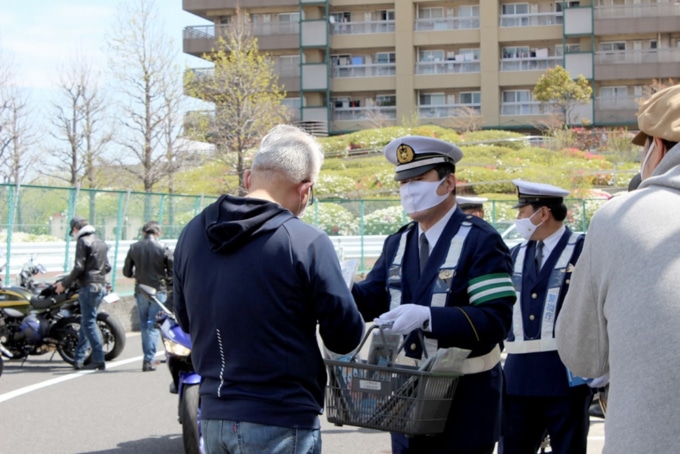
{"left": 204, "top": 194, "right": 292, "bottom": 254}
{"left": 76, "top": 224, "right": 96, "bottom": 239}
{"left": 639, "top": 142, "right": 680, "bottom": 192}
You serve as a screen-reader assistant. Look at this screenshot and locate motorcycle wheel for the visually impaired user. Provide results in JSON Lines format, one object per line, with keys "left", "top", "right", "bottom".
{"left": 180, "top": 384, "right": 201, "bottom": 454}
{"left": 55, "top": 317, "right": 81, "bottom": 365}
{"left": 97, "top": 313, "right": 126, "bottom": 361}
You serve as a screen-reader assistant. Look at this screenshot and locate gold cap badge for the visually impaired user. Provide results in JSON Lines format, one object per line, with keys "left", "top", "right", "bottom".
{"left": 397, "top": 144, "right": 415, "bottom": 164}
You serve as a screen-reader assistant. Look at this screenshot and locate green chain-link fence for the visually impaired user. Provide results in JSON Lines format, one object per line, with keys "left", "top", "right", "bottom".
{"left": 0, "top": 184, "right": 610, "bottom": 293}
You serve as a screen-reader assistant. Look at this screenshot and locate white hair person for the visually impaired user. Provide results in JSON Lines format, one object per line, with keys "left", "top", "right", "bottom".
{"left": 251, "top": 124, "right": 324, "bottom": 184}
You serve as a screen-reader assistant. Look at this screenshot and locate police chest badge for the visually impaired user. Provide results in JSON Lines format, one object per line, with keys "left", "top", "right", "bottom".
{"left": 567, "top": 263, "right": 575, "bottom": 274}
{"left": 397, "top": 144, "right": 415, "bottom": 163}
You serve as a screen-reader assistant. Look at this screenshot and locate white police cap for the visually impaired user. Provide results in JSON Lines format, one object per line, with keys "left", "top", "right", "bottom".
{"left": 384, "top": 136, "right": 463, "bottom": 181}
{"left": 512, "top": 179, "right": 570, "bottom": 208}
{"left": 456, "top": 196, "right": 488, "bottom": 209}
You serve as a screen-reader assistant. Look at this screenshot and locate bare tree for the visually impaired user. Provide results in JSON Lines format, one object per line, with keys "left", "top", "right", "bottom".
{"left": 48, "top": 54, "right": 113, "bottom": 188}
{"left": 444, "top": 106, "right": 483, "bottom": 133}
{"left": 0, "top": 88, "right": 37, "bottom": 185}
{"left": 184, "top": 11, "right": 288, "bottom": 195}
{"left": 0, "top": 47, "right": 17, "bottom": 162}
{"left": 106, "top": 0, "right": 186, "bottom": 195}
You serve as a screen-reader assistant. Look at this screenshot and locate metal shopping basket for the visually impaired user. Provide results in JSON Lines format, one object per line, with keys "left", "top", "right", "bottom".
{"left": 324, "top": 326, "right": 460, "bottom": 436}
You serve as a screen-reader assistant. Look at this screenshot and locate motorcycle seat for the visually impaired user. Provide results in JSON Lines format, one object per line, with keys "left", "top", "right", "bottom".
{"left": 30, "top": 293, "right": 69, "bottom": 309}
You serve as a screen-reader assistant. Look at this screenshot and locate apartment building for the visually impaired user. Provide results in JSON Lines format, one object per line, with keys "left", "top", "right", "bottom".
{"left": 182, "top": 0, "right": 680, "bottom": 135}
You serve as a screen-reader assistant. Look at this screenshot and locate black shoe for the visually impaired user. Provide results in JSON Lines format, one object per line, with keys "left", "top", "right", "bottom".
{"left": 82, "top": 362, "right": 106, "bottom": 371}
{"left": 143, "top": 361, "right": 156, "bottom": 372}
{"left": 73, "top": 362, "right": 83, "bottom": 370}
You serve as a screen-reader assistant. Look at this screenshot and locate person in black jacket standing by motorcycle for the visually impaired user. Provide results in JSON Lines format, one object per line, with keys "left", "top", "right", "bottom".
{"left": 55, "top": 216, "right": 111, "bottom": 371}
{"left": 123, "top": 220, "right": 173, "bottom": 372}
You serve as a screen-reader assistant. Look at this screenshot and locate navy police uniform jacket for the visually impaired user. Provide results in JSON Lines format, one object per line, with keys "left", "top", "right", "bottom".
{"left": 352, "top": 209, "right": 516, "bottom": 450}
{"left": 505, "top": 228, "right": 585, "bottom": 396}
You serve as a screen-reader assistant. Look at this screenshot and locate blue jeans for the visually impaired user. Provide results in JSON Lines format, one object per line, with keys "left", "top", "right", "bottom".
{"left": 135, "top": 291, "right": 163, "bottom": 363}
{"left": 74, "top": 284, "right": 106, "bottom": 365}
{"left": 202, "top": 420, "right": 321, "bottom": 454}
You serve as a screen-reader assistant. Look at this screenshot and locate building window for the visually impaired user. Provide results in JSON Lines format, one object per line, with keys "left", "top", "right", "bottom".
{"left": 378, "top": 9, "right": 394, "bottom": 21}
{"left": 555, "top": 44, "right": 581, "bottom": 56}
{"left": 278, "top": 12, "right": 300, "bottom": 23}
{"left": 600, "top": 86, "right": 627, "bottom": 98}
{"left": 599, "top": 41, "right": 626, "bottom": 52}
{"left": 420, "top": 50, "right": 445, "bottom": 62}
{"left": 419, "top": 93, "right": 446, "bottom": 106}
{"left": 502, "top": 46, "right": 530, "bottom": 59}
{"left": 503, "top": 90, "right": 531, "bottom": 103}
{"left": 376, "top": 95, "right": 396, "bottom": 107}
{"left": 501, "top": 3, "right": 529, "bottom": 15}
{"left": 459, "top": 5, "right": 480, "bottom": 17}
{"left": 330, "top": 12, "right": 350, "bottom": 23}
{"left": 418, "top": 7, "right": 444, "bottom": 19}
{"left": 460, "top": 92, "right": 481, "bottom": 105}
{"left": 376, "top": 52, "right": 396, "bottom": 64}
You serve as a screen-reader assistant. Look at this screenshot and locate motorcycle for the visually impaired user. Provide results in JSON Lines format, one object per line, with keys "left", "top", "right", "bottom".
{"left": 0, "top": 259, "right": 126, "bottom": 366}
{"left": 137, "top": 284, "right": 202, "bottom": 454}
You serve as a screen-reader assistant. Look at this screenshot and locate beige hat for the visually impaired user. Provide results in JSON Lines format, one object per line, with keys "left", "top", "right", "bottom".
{"left": 632, "top": 84, "right": 680, "bottom": 146}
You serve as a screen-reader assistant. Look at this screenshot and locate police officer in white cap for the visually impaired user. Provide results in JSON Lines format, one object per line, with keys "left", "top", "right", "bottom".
{"left": 500, "top": 179, "right": 591, "bottom": 454}
{"left": 352, "top": 135, "right": 516, "bottom": 453}
{"left": 457, "top": 195, "right": 488, "bottom": 218}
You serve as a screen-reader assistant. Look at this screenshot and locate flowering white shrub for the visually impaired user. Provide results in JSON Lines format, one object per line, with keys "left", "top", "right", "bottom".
{"left": 301, "top": 202, "right": 359, "bottom": 236}
{"left": 361, "top": 205, "right": 408, "bottom": 235}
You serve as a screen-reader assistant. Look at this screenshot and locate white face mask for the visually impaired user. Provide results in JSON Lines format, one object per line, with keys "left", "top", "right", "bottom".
{"left": 640, "top": 141, "right": 655, "bottom": 180}
{"left": 514, "top": 209, "right": 544, "bottom": 241}
{"left": 400, "top": 178, "right": 449, "bottom": 214}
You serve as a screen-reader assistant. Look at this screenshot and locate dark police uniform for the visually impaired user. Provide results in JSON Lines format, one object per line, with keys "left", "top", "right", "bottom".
{"left": 352, "top": 136, "right": 517, "bottom": 454}
{"left": 501, "top": 180, "right": 591, "bottom": 454}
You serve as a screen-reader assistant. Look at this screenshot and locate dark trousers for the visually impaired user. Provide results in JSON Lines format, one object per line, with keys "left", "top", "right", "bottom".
{"left": 391, "top": 432, "right": 494, "bottom": 454}
{"left": 500, "top": 390, "right": 592, "bottom": 454}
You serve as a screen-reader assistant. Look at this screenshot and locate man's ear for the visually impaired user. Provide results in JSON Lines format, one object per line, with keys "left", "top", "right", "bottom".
{"left": 244, "top": 169, "right": 252, "bottom": 191}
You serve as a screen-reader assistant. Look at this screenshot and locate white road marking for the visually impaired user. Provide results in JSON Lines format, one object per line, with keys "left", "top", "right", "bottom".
{"left": 0, "top": 349, "right": 164, "bottom": 404}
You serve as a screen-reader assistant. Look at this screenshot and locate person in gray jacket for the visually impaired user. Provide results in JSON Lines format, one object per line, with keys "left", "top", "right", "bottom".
{"left": 123, "top": 220, "right": 173, "bottom": 372}
{"left": 55, "top": 216, "right": 111, "bottom": 371}
{"left": 556, "top": 84, "right": 680, "bottom": 453}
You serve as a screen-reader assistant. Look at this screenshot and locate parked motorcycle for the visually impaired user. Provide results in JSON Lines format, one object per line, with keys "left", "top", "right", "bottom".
{"left": 137, "top": 284, "right": 202, "bottom": 454}
{"left": 0, "top": 259, "right": 126, "bottom": 366}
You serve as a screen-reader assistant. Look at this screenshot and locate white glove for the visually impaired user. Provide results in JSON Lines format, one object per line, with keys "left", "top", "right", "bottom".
{"left": 374, "top": 304, "right": 431, "bottom": 335}
{"left": 588, "top": 373, "right": 610, "bottom": 389}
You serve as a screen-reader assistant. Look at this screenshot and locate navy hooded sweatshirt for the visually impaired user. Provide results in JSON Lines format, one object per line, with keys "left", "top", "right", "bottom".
{"left": 173, "top": 195, "right": 364, "bottom": 428}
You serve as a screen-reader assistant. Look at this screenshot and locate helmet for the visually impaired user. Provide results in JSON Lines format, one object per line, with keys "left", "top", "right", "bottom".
{"left": 21, "top": 314, "right": 48, "bottom": 343}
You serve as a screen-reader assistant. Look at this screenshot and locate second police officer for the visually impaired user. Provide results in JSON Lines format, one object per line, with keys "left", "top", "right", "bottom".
{"left": 500, "top": 180, "right": 592, "bottom": 454}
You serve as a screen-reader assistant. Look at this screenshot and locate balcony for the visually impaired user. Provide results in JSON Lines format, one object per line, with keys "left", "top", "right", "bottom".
{"left": 185, "top": 62, "right": 301, "bottom": 94}
{"left": 595, "top": 3, "right": 680, "bottom": 19}
{"left": 595, "top": 4, "right": 680, "bottom": 34}
{"left": 501, "top": 102, "right": 553, "bottom": 116}
{"left": 331, "top": 63, "right": 396, "bottom": 78}
{"left": 418, "top": 104, "right": 481, "bottom": 119}
{"left": 414, "top": 16, "right": 480, "bottom": 31}
{"left": 183, "top": 0, "right": 299, "bottom": 20}
{"left": 330, "top": 20, "right": 395, "bottom": 35}
{"left": 331, "top": 106, "right": 396, "bottom": 121}
{"left": 500, "top": 56, "right": 561, "bottom": 72}
{"left": 499, "top": 12, "right": 563, "bottom": 27}
{"left": 595, "top": 48, "right": 680, "bottom": 80}
{"left": 594, "top": 96, "right": 638, "bottom": 125}
{"left": 184, "top": 23, "right": 300, "bottom": 56}
{"left": 415, "top": 60, "right": 480, "bottom": 75}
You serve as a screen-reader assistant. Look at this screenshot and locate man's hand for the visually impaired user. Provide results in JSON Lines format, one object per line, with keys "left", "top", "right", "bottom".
{"left": 54, "top": 282, "right": 65, "bottom": 294}
{"left": 374, "top": 304, "right": 431, "bottom": 335}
